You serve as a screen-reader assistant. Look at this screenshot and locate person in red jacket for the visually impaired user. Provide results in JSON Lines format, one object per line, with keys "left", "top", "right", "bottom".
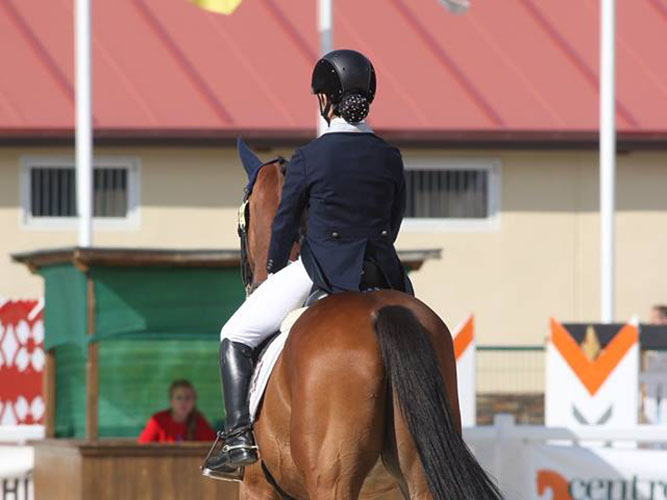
{"left": 138, "top": 379, "right": 216, "bottom": 443}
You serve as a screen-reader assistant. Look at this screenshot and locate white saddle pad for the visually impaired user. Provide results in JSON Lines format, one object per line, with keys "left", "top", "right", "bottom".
{"left": 248, "top": 307, "right": 308, "bottom": 421}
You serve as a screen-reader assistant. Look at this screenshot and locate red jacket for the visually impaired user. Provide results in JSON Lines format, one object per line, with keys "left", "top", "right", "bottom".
{"left": 137, "top": 410, "right": 217, "bottom": 443}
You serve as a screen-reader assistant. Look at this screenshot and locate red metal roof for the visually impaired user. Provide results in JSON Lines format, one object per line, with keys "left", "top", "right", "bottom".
{"left": 1, "top": 0, "right": 666, "bottom": 142}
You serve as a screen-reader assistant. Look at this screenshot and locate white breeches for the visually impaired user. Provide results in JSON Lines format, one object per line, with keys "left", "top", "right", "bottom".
{"left": 220, "top": 258, "right": 314, "bottom": 348}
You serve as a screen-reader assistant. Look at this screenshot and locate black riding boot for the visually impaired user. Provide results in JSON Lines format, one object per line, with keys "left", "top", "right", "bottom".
{"left": 203, "top": 339, "right": 258, "bottom": 475}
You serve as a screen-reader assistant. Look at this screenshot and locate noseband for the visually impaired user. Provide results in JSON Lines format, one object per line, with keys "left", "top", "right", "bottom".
{"left": 237, "top": 158, "right": 286, "bottom": 297}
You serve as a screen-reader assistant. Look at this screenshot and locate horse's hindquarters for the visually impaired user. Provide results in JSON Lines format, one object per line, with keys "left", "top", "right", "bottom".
{"left": 246, "top": 291, "right": 467, "bottom": 500}
{"left": 287, "top": 298, "right": 388, "bottom": 499}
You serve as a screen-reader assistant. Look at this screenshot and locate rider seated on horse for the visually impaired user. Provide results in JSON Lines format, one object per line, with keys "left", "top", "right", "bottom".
{"left": 204, "top": 49, "right": 413, "bottom": 475}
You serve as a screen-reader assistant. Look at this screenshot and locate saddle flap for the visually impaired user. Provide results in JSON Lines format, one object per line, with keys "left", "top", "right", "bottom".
{"left": 248, "top": 307, "right": 310, "bottom": 422}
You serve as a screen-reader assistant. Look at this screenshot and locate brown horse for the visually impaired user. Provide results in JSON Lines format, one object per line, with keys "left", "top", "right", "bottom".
{"left": 233, "top": 142, "right": 503, "bottom": 500}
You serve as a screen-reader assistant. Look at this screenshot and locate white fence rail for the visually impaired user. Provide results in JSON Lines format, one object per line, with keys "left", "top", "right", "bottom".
{"left": 464, "top": 413, "right": 667, "bottom": 443}
{"left": 0, "top": 426, "right": 44, "bottom": 444}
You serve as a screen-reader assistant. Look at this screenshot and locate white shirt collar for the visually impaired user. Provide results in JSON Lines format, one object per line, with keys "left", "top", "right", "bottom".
{"left": 322, "top": 117, "right": 373, "bottom": 135}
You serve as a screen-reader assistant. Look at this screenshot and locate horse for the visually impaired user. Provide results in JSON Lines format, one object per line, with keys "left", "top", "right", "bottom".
{"left": 230, "top": 139, "right": 504, "bottom": 500}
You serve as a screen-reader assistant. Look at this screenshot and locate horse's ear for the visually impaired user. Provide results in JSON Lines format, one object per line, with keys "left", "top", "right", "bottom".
{"left": 237, "top": 137, "right": 262, "bottom": 180}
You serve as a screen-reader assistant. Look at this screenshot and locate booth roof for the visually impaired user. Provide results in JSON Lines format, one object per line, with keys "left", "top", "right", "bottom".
{"left": 11, "top": 247, "right": 440, "bottom": 272}
{"left": 0, "top": 0, "right": 666, "bottom": 146}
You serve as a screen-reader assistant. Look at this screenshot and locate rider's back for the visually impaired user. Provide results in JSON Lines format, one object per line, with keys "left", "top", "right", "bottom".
{"left": 302, "top": 132, "right": 402, "bottom": 233}
{"left": 271, "top": 132, "right": 410, "bottom": 294}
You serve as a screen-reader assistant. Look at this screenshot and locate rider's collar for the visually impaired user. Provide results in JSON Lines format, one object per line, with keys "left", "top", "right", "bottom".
{"left": 322, "top": 117, "right": 373, "bottom": 135}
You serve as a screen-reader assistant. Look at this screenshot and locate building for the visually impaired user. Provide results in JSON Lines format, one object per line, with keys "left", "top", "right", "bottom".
{"left": 2, "top": 0, "right": 666, "bottom": 398}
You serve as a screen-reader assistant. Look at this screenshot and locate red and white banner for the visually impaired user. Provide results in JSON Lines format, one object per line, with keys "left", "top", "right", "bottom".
{"left": 546, "top": 319, "right": 639, "bottom": 427}
{"left": 0, "top": 300, "right": 45, "bottom": 425}
{"left": 453, "top": 314, "right": 475, "bottom": 427}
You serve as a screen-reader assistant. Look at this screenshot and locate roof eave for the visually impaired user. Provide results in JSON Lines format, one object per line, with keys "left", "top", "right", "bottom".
{"left": 1, "top": 128, "right": 667, "bottom": 150}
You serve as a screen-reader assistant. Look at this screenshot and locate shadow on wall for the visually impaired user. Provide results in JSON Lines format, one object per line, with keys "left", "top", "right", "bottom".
{"left": 501, "top": 153, "right": 667, "bottom": 213}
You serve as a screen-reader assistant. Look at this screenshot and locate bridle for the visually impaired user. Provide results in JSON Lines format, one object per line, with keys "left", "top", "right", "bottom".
{"left": 237, "top": 158, "right": 286, "bottom": 297}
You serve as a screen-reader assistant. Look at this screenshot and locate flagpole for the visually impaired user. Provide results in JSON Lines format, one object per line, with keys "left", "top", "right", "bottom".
{"left": 75, "top": 0, "right": 93, "bottom": 247}
{"left": 317, "top": 0, "right": 332, "bottom": 137}
{"left": 600, "top": 0, "right": 615, "bottom": 323}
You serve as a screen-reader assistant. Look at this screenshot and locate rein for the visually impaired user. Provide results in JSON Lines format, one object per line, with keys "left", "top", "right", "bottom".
{"left": 237, "top": 194, "right": 254, "bottom": 297}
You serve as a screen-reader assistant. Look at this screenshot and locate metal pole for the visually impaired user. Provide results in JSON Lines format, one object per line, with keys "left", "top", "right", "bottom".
{"left": 600, "top": 0, "right": 615, "bottom": 323}
{"left": 75, "top": 0, "right": 93, "bottom": 247}
{"left": 316, "top": 0, "right": 332, "bottom": 137}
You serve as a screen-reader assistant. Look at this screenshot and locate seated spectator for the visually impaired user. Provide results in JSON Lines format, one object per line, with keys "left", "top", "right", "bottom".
{"left": 650, "top": 305, "right": 667, "bottom": 325}
{"left": 138, "top": 379, "right": 217, "bottom": 443}
{"left": 642, "top": 305, "right": 667, "bottom": 425}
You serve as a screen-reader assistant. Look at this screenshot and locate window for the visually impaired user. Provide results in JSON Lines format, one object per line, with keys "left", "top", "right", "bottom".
{"left": 20, "top": 157, "right": 140, "bottom": 228}
{"left": 402, "top": 157, "right": 500, "bottom": 231}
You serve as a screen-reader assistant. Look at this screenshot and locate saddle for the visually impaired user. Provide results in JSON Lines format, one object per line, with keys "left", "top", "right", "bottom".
{"left": 305, "top": 259, "right": 389, "bottom": 306}
{"left": 360, "top": 259, "right": 390, "bottom": 292}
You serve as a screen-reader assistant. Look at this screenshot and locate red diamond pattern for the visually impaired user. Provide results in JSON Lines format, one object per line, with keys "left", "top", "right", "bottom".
{"left": 0, "top": 300, "right": 44, "bottom": 425}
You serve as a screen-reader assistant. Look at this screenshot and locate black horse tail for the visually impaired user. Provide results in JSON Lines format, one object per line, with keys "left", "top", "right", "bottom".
{"left": 373, "top": 305, "right": 504, "bottom": 500}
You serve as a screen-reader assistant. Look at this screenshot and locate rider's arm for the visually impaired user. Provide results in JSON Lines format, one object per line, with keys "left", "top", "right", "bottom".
{"left": 267, "top": 149, "right": 308, "bottom": 274}
{"left": 389, "top": 150, "right": 406, "bottom": 243}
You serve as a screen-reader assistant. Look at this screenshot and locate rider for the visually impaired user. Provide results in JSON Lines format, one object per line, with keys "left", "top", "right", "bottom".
{"left": 204, "top": 49, "right": 413, "bottom": 476}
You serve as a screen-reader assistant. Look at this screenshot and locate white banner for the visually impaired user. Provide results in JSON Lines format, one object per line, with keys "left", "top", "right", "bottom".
{"left": 466, "top": 415, "right": 667, "bottom": 500}
{"left": 453, "top": 314, "right": 475, "bottom": 427}
{"left": 0, "top": 446, "right": 33, "bottom": 500}
{"left": 529, "top": 444, "right": 667, "bottom": 500}
{"left": 546, "top": 320, "right": 639, "bottom": 427}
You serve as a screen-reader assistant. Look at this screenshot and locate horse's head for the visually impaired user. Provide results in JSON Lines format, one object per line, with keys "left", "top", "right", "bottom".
{"left": 236, "top": 138, "right": 287, "bottom": 294}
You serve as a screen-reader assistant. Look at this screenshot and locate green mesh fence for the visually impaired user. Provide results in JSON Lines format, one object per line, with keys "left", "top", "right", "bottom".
{"left": 54, "top": 343, "right": 87, "bottom": 438}
{"left": 91, "top": 267, "right": 242, "bottom": 341}
{"left": 42, "top": 264, "right": 243, "bottom": 438}
{"left": 54, "top": 336, "right": 225, "bottom": 438}
{"left": 97, "top": 335, "right": 224, "bottom": 437}
{"left": 42, "top": 265, "right": 87, "bottom": 350}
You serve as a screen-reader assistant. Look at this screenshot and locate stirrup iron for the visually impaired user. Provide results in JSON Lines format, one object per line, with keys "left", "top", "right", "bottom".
{"left": 201, "top": 431, "right": 245, "bottom": 482}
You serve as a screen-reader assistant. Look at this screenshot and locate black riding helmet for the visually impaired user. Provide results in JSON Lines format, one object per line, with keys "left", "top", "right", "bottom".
{"left": 311, "top": 49, "right": 376, "bottom": 124}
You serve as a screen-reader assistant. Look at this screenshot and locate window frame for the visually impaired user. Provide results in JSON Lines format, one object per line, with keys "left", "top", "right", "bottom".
{"left": 19, "top": 155, "right": 141, "bottom": 230}
{"left": 400, "top": 156, "right": 501, "bottom": 232}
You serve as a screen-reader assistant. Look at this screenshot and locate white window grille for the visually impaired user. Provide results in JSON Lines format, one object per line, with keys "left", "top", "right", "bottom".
{"left": 402, "top": 157, "right": 501, "bottom": 232}
{"left": 20, "top": 156, "right": 140, "bottom": 229}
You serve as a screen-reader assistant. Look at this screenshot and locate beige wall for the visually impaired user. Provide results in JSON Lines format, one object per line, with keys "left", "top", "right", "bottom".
{"left": 1, "top": 145, "right": 666, "bottom": 351}
{"left": 399, "top": 149, "right": 667, "bottom": 347}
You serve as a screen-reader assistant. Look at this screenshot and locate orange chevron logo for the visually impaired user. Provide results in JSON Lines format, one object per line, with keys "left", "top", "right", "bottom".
{"left": 453, "top": 315, "right": 474, "bottom": 360}
{"left": 537, "top": 470, "right": 571, "bottom": 500}
{"left": 549, "top": 319, "right": 638, "bottom": 396}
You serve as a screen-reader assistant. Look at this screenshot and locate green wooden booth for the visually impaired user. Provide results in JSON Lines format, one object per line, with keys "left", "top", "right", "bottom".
{"left": 13, "top": 247, "right": 439, "bottom": 441}
{"left": 13, "top": 248, "right": 244, "bottom": 439}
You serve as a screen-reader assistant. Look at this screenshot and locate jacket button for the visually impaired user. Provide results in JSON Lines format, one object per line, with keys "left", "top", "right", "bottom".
{"left": 331, "top": 231, "right": 340, "bottom": 239}
{"left": 381, "top": 230, "right": 388, "bottom": 238}
{"left": 267, "top": 259, "right": 274, "bottom": 271}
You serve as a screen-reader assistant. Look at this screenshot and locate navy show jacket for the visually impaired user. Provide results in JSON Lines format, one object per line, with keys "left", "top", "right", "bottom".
{"left": 267, "top": 132, "right": 413, "bottom": 295}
